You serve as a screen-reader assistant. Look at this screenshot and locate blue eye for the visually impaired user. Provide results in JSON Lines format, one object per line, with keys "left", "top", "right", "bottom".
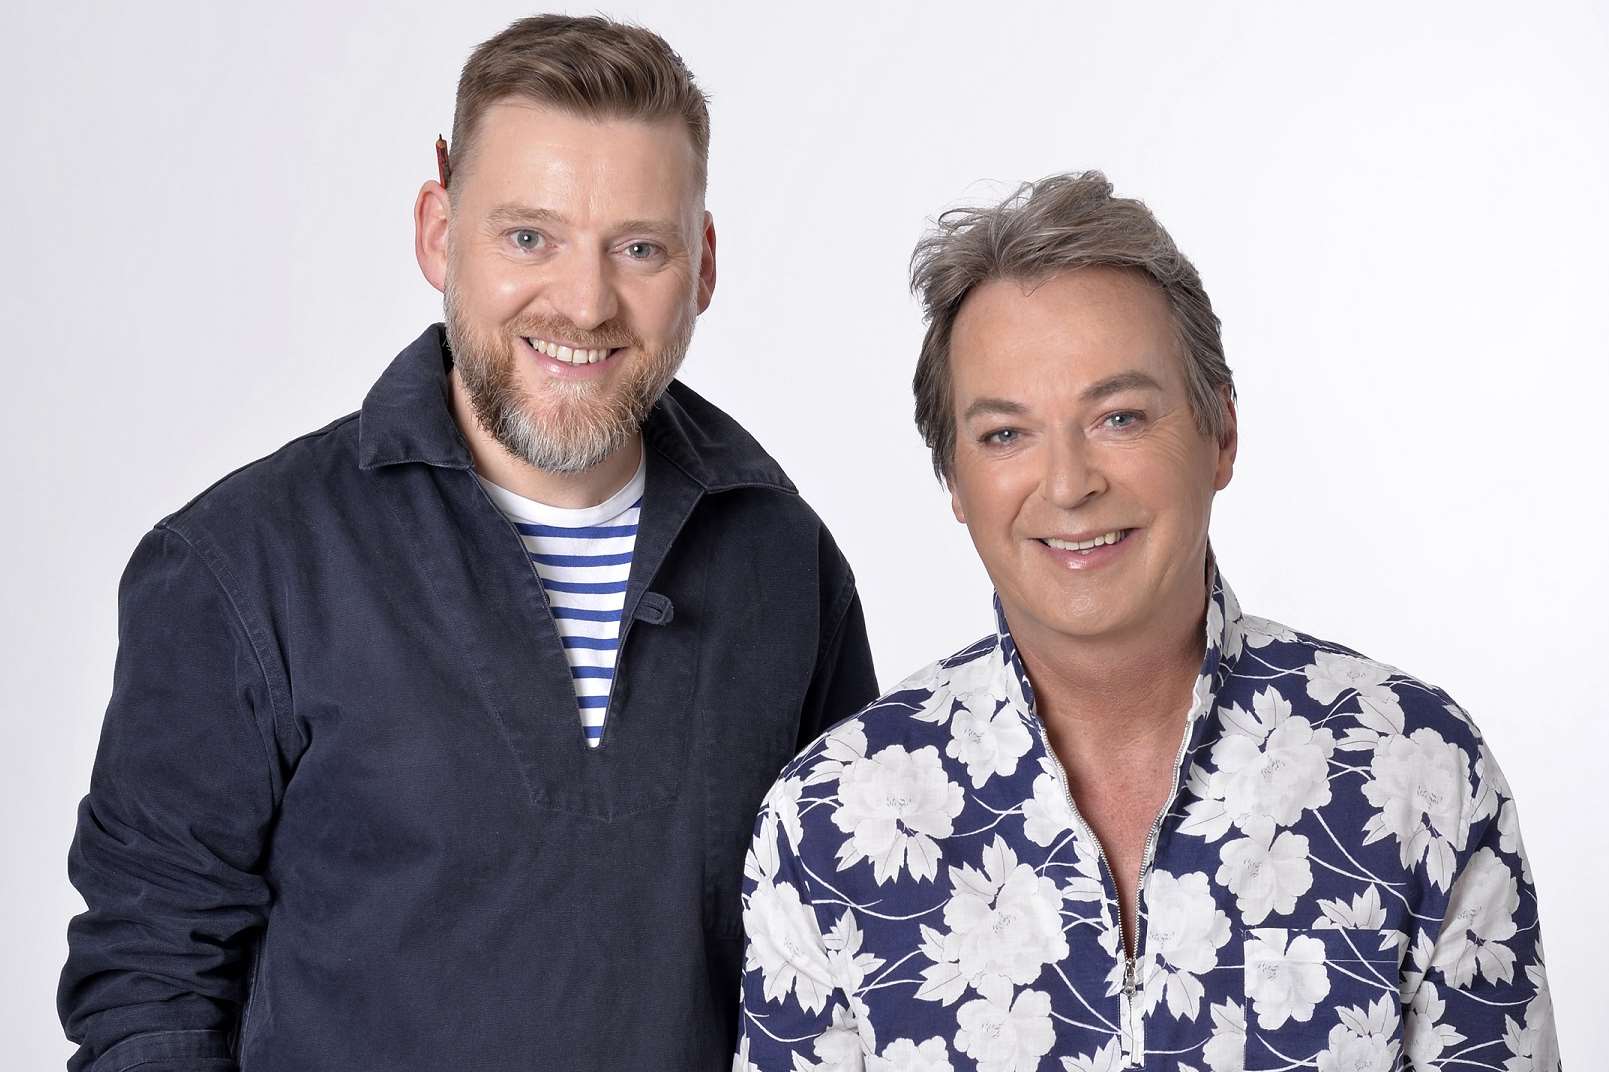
{"left": 623, "top": 241, "right": 661, "bottom": 260}
{"left": 1104, "top": 411, "right": 1142, "bottom": 430}
{"left": 982, "top": 428, "right": 1019, "bottom": 446}
{"left": 510, "top": 229, "right": 545, "bottom": 251}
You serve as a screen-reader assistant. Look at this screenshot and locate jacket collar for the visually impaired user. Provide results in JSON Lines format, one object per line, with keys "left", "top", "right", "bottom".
{"left": 357, "top": 324, "right": 796, "bottom": 494}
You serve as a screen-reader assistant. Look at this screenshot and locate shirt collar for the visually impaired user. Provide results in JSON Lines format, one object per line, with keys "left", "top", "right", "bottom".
{"left": 357, "top": 323, "right": 796, "bottom": 494}
{"left": 993, "top": 557, "right": 1242, "bottom": 737}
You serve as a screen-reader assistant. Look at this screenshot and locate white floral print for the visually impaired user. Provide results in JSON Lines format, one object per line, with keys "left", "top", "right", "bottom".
{"left": 1315, "top": 997, "right": 1400, "bottom": 1072}
{"left": 736, "top": 570, "right": 1559, "bottom": 1071}
{"left": 1201, "top": 999, "right": 1245, "bottom": 1072}
{"left": 1020, "top": 769, "right": 1076, "bottom": 849}
{"left": 1433, "top": 846, "right": 1519, "bottom": 987}
{"left": 1312, "top": 884, "right": 1388, "bottom": 931}
{"left": 1138, "top": 869, "right": 1231, "bottom": 1020}
{"left": 1059, "top": 1038, "right": 1125, "bottom": 1072}
{"left": 1209, "top": 689, "right": 1336, "bottom": 840}
{"left": 1404, "top": 982, "right": 1464, "bottom": 1067}
{"left": 1244, "top": 929, "right": 1331, "bottom": 1029}
{"left": 1304, "top": 651, "right": 1405, "bottom": 733}
{"left": 867, "top": 1037, "right": 954, "bottom": 1072}
{"left": 834, "top": 745, "right": 965, "bottom": 884}
{"left": 946, "top": 695, "right": 1033, "bottom": 789}
{"left": 1361, "top": 728, "right": 1472, "bottom": 889}
{"left": 1504, "top": 961, "right": 1560, "bottom": 1072}
{"left": 943, "top": 838, "right": 1068, "bottom": 990}
{"left": 954, "top": 985, "right": 1055, "bottom": 1072}
{"left": 744, "top": 878, "right": 834, "bottom": 1014}
{"left": 1216, "top": 829, "right": 1314, "bottom": 925}
{"left": 811, "top": 1004, "right": 867, "bottom": 1071}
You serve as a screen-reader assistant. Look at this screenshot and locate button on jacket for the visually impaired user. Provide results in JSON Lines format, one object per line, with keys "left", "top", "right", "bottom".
{"left": 737, "top": 571, "right": 1558, "bottom": 1071}
{"left": 60, "top": 326, "right": 879, "bottom": 1072}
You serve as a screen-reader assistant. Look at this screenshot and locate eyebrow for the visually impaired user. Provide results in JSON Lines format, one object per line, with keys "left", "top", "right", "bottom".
{"left": 483, "top": 204, "right": 684, "bottom": 246}
{"left": 960, "top": 371, "right": 1164, "bottom": 423}
{"left": 614, "top": 218, "right": 685, "bottom": 246}
{"left": 961, "top": 397, "right": 1027, "bottom": 422}
{"left": 484, "top": 203, "right": 567, "bottom": 229}
{"left": 1081, "top": 371, "right": 1164, "bottom": 402}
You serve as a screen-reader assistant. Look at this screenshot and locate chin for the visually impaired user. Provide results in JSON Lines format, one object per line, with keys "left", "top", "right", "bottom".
{"left": 1006, "top": 593, "right": 1112, "bottom": 640}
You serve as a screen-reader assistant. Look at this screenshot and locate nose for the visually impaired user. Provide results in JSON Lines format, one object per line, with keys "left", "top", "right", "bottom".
{"left": 547, "top": 246, "right": 620, "bottom": 331}
{"left": 1041, "top": 432, "right": 1105, "bottom": 510}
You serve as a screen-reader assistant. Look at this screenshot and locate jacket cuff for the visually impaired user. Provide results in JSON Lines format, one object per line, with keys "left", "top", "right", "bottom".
{"left": 88, "top": 1029, "right": 236, "bottom": 1072}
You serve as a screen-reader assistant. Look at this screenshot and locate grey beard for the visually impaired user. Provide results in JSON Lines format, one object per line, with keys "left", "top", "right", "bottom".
{"left": 443, "top": 281, "right": 694, "bottom": 474}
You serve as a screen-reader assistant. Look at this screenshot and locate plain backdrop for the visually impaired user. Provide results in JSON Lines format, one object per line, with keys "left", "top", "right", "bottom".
{"left": 5, "top": 0, "right": 1606, "bottom": 1066}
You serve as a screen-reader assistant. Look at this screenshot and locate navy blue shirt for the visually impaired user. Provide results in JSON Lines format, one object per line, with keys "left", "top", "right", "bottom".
{"left": 737, "top": 571, "right": 1558, "bottom": 1071}
{"left": 60, "top": 326, "right": 878, "bottom": 1072}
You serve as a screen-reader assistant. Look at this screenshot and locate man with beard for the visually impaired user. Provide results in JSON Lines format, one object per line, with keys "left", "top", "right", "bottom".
{"left": 59, "top": 15, "right": 877, "bottom": 1072}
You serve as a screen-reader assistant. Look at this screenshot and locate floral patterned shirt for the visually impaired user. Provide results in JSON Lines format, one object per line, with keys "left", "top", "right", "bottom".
{"left": 735, "top": 570, "right": 1559, "bottom": 1072}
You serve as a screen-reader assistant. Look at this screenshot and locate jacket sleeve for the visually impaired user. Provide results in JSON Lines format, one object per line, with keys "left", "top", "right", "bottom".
{"left": 794, "top": 536, "right": 878, "bottom": 752}
{"left": 1401, "top": 739, "right": 1561, "bottom": 1070}
{"left": 59, "top": 525, "right": 279, "bottom": 1072}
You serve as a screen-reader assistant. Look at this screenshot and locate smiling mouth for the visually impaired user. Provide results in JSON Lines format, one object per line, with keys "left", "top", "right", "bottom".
{"left": 524, "top": 335, "right": 623, "bottom": 366}
{"left": 1040, "top": 529, "right": 1133, "bottom": 553}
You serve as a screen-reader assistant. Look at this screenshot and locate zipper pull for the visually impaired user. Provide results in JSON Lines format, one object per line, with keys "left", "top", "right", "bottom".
{"left": 1119, "top": 955, "right": 1144, "bottom": 1068}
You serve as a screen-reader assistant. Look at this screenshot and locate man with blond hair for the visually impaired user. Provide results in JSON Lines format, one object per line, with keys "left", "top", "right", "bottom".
{"left": 59, "top": 15, "right": 875, "bottom": 1070}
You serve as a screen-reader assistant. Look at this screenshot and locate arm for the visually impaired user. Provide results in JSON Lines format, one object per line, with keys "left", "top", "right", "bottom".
{"left": 735, "top": 777, "right": 859, "bottom": 1071}
{"left": 1402, "top": 741, "right": 1560, "bottom": 1071}
{"left": 795, "top": 535, "right": 878, "bottom": 751}
{"left": 59, "top": 526, "right": 279, "bottom": 1072}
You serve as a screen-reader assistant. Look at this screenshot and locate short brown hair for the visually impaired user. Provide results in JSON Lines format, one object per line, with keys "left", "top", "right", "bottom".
{"left": 910, "top": 171, "right": 1235, "bottom": 482}
{"left": 449, "top": 14, "right": 711, "bottom": 195}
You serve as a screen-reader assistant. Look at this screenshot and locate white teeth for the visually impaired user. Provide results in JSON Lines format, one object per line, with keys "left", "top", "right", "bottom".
{"left": 527, "top": 338, "right": 612, "bottom": 365}
{"left": 1045, "top": 530, "right": 1126, "bottom": 552}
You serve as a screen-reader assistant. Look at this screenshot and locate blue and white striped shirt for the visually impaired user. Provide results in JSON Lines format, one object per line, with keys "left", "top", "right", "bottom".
{"left": 479, "top": 457, "right": 646, "bottom": 748}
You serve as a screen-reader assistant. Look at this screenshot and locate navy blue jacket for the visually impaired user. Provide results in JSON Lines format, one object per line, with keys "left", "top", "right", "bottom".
{"left": 59, "top": 326, "right": 879, "bottom": 1071}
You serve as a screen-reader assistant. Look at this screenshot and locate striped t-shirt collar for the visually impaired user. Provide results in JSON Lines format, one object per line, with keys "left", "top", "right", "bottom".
{"left": 475, "top": 448, "right": 648, "bottom": 528}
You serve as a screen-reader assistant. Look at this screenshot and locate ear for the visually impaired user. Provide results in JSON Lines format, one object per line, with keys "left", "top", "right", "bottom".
{"left": 1213, "top": 388, "right": 1238, "bottom": 492}
{"left": 695, "top": 210, "right": 717, "bottom": 313}
{"left": 414, "top": 180, "right": 451, "bottom": 294}
{"left": 949, "top": 480, "right": 967, "bottom": 525}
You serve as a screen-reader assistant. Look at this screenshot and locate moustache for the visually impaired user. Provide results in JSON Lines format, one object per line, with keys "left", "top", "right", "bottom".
{"left": 509, "top": 318, "right": 641, "bottom": 353}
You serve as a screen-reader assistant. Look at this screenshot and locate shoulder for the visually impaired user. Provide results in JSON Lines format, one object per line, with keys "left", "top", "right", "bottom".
{"left": 156, "top": 411, "right": 362, "bottom": 548}
{"left": 1227, "top": 610, "right": 1495, "bottom": 785}
{"left": 651, "top": 379, "right": 798, "bottom": 495}
{"left": 654, "top": 380, "right": 857, "bottom": 582}
{"left": 779, "top": 633, "right": 1009, "bottom": 786}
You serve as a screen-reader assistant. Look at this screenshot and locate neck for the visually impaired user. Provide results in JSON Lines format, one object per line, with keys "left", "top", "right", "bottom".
{"left": 1013, "top": 580, "right": 1209, "bottom": 761}
{"left": 448, "top": 369, "right": 642, "bottom": 509}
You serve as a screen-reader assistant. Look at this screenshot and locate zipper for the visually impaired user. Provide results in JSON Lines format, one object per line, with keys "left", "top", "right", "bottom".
{"left": 1031, "top": 710, "right": 1195, "bottom": 1069}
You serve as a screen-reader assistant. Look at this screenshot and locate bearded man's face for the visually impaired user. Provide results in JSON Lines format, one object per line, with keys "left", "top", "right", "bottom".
{"left": 437, "top": 100, "right": 714, "bottom": 472}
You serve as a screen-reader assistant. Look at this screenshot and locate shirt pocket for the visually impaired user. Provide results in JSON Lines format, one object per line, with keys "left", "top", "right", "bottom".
{"left": 1241, "top": 927, "right": 1405, "bottom": 1070}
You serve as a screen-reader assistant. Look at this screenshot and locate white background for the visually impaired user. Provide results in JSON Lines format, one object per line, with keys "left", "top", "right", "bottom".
{"left": 4, "top": 1, "right": 1605, "bottom": 1066}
